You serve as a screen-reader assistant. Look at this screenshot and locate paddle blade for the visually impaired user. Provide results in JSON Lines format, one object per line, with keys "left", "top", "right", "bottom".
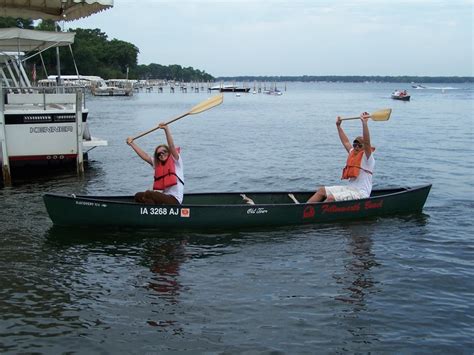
{"left": 189, "top": 94, "right": 224, "bottom": 115}
{"left": 370, "top": 108, "right": 392, "bottom": 121}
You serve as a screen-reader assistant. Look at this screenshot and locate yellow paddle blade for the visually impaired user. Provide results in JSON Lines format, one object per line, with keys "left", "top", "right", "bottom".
{"left": 341, "top": 108, "right": 392, "bottom": 121}
{"left": 189, "top": 94, "right": 224, "bottom": 115}
{"left": 370, "top": 108, "right": 392, "bottom": 121}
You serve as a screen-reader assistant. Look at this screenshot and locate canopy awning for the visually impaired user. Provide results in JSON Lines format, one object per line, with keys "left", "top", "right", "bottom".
{"left": 0, "top": 0, "right": 113, "bottom": 21}
{"left": 0, "top": 28, "right": 75, "bottom": 52}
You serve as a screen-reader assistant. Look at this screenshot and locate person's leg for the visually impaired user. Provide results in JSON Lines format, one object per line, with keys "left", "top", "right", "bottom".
{"left": 324, "top": 194, "right": 335, "bottom": 202}
{"left": 307, "top": 186, "right": 327, "bottom": 203}
{"left": 135, "top": 191, "right": 155, "bottom": 204}
{"left": 148, "top": 191, "right": 179, "bottom": 205}
{"left": 135, "top": 191, "right": 146, "bottom": 203}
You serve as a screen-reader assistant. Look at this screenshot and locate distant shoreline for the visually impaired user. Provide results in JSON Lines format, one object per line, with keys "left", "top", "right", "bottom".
{"left": 215, "top": 76, "right": 473, "bottom": 83}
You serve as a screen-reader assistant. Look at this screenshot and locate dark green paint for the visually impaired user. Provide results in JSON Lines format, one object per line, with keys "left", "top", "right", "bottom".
{"left": 43, "top": 185, "right": 431, "bottom": 229}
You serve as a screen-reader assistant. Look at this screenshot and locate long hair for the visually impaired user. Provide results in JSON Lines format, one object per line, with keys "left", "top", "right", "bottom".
{"left": 154, "top": 144, "right": 170, "bottom": 163}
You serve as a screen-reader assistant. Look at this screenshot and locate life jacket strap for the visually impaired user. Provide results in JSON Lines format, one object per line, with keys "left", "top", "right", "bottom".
{"left": 346, "top": 165, "right": 373, "bottom": 175}
{"left": 154, "top": 172, "right": 184, "bottom": 185}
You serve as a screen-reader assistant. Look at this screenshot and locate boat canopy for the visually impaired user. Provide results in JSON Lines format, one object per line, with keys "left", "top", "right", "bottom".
{"left": 0, "top": 28, "right": 75, "bottom": 52}
{"left": 0, "top": 0, "right": 113, "bottom": 21}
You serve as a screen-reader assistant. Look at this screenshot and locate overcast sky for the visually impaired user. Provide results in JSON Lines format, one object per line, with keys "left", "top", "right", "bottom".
{"left": 65, "top": 0, "right": 474, "bottom": 77}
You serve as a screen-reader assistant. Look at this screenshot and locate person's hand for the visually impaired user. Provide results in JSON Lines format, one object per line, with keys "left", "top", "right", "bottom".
{"left": 126, "top": 137, "right": 133, "bottom": 145}
{"left": 158, "top": 122, "right": 168, "bottom": 130}
{"left": 360, "top": 112, "right": 370, "bottom": 123}
{"left": 336, "top": 116, "right": 342, "bottom": 127}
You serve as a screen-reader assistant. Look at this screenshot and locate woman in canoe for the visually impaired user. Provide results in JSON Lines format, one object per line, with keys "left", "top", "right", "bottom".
{"left": 307, "top": 112, "right": 374, "bottom": 203}
{"left": 126, "top": 123, "right": 184, "bottom": 205}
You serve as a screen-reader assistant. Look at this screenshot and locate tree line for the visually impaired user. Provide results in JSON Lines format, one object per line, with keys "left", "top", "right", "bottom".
{"left": 216, "top": 75, "right": 473, "bottom": 83}
{"left": 0, "top": 17, "right": 214, "bottom": 81}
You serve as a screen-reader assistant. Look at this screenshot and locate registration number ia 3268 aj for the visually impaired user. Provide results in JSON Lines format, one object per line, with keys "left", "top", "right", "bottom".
{"left": 140, "top": 207, "right": 178, "bottom": 215}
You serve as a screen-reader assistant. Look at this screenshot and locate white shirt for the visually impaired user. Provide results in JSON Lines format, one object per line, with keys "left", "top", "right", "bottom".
{"left": 347, "top": 150, "right": 375, "bottom": 198}
{"left": 152, "top": 154, "right": 184, "bottom": 203}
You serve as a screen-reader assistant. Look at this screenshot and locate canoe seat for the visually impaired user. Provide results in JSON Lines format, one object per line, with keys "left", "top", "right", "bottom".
{"left": 288, "top": 193, "right": 300, "bottom": 204}
{"left": 240, "top": 194, "right": 255, "bottom": 205}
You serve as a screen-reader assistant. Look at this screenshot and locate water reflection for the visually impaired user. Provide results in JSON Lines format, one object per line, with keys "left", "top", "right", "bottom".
{"left": 334, "top": 222, "right": 379, "bottom": 308}
{"left": 141, "top": 239, "right": 188, "bottom": 301}
{"left": 0, "top": 160, "right": 105, "bottom": 190}
{"left": 332, "top": 215, "right": 431, "bottom": 350}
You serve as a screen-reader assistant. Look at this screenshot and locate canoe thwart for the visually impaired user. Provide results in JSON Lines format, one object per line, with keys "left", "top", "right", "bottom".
{"left": 288, "top": 193, "right": 300, "bottom": 204}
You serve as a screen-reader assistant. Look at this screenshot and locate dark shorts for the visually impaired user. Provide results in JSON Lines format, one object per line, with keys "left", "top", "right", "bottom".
{"left": 134, "top": 190, "right": 180, "bottom": 205}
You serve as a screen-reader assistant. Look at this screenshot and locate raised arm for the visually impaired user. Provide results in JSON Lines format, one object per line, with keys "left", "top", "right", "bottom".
{"left": 360, "top": 112, "right": 372, "bottom": 158}
{"left": 126, "top": 137, "right": 153, "bottom": 166}
{"left": 159, "top": 123, "right": 179, "bottom": 160}
{"left": 336, "top": 116, "right": 352, "bottom": 153}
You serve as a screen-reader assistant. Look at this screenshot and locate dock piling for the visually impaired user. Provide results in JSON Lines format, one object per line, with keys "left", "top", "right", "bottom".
{"left": 0, "top": 87, "right": 12, "bottom": 186}
{"left": 75, "top": 90, "right": 84, "bottom": 176}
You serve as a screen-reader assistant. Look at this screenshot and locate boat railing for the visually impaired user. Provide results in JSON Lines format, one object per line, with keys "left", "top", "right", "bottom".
{"left": 3, "top": 85, "right": 87, "bottom": 110}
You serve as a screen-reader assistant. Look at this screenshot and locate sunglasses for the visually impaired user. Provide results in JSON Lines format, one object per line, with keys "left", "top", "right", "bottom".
{"left": 352, "top": 141, "right": 363, "bottom": 148}
{"left": 156, "top": 150, "right": 168, "bottom": 157}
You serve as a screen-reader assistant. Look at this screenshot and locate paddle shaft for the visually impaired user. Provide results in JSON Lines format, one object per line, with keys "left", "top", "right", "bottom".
{"left": 340, "top": 116, "right": 362, "bottom": 121}
{"left": 132, "top": 112, "right": 188, "bottom": 141}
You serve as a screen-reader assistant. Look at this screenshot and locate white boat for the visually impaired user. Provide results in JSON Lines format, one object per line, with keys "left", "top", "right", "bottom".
{"left": 0, "top": 28, "right": 107, "bottom": 179}
{"left": 391, "top": 90, "right": 410, "bottom": 101}
{"left": 209, "top": 84, "right": 250, "bottom": 93}
{"left": 91, "top": 79, "right": 133, "bottom": 96}
{"left": 264, "top": 89, "right": 283, "bottom": 96}
{"left": 38, "top": 75, "right": 105, "bottom": 92}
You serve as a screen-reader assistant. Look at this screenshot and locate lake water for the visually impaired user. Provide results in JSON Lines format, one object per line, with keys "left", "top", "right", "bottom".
{"left": 1, "top": 82, "right": 473, "bottom": 353}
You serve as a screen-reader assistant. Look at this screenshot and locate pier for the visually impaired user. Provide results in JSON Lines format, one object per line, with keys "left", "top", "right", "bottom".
{"left": 132, "top": 80, "right": 287, "bottom": 95}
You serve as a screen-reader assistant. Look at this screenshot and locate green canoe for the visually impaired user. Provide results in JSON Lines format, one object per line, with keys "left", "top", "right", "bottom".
{"left": 43, "top": 184, "right": 431, "bottom": 229}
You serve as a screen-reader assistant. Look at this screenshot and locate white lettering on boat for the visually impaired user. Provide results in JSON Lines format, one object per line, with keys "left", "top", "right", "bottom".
{"left": 247, "top": 207, "right": 268, "bottom": 215}
{"left": 30, "top": 126, "right": 73, "bottom": 133}
{"left": 139, "top": 207, "right": 182, "bottom": 216}
{"left": 75, "top": 201, "right": 107, "bottom": 208}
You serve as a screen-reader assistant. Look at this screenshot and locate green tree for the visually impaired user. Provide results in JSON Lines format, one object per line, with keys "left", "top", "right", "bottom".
{"left": 0, "top": 17, "right": 33, "bottom": 29}
{"left": 106, "top": 39, "right": 139, "bottom": 75}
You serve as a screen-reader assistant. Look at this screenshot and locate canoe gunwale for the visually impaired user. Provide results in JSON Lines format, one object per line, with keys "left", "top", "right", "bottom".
{"left": 43, "top": 184, "right": 432, "bottom": 208}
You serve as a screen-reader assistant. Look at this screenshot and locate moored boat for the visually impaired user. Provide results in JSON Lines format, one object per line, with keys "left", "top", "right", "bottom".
{"left": 264, "top": 89, "right": 283, "bottom": 96}
{"left": 219, "top": 86, "right": 250, "bottom": 93}
{"left": 0, "top": 28, "right": 107, "bottom": 172}
{"left": 209, "top": 85, "right": 250, "bottom": 93}
{"left": 43, "top": 184, "right": 431, "bottom": 229}
{"left": 91, "top": 80, "right": 133, "bottom": 96}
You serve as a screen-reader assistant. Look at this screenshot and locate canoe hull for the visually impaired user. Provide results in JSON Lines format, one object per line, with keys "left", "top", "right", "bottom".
{"left": 43, "top": 185, "right": 432, "bottom": 229}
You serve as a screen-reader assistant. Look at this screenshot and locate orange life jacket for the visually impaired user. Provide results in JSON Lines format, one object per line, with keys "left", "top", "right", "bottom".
{"left": 153, "top": 148, "right": 184, "bottom": 190}
{"left": 341, "top": 149, "right": 373, "bottom": 180}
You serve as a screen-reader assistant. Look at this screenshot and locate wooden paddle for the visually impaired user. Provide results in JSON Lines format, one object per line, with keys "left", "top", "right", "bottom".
{"left": 131, "top": 94, "right": 224, "bottom": 141}
{"left": 340, "top": 108, "right": 392, "bottom": 121}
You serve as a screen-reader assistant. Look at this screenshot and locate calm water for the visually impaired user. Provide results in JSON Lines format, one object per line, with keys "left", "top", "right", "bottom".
{"left": 1, "top": 82, "right": 473, "bottom": 353}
